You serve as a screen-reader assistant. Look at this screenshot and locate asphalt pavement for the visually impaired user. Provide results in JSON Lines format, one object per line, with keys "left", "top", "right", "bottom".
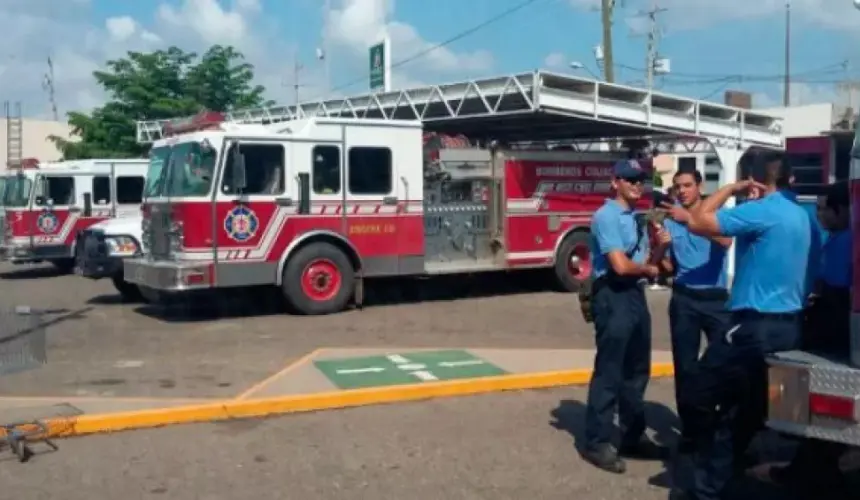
{"left": 0, "top": 380, "right": 793, "bottom": 500}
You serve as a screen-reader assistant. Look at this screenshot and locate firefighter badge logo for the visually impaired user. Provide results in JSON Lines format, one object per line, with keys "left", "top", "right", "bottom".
{"left": 224, "top": 206, "right": 259, "bottom": 243}
{"left": 36, "top": 212, "right": 59, "bottom": 234}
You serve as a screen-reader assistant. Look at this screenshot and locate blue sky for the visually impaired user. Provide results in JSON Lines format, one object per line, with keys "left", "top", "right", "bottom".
{"left": 3, "top": 0, "right": 857, "bottom": 117}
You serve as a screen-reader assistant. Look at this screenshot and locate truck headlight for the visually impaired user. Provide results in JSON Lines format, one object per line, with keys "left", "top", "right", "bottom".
{"left": 106, "top": 236, "right": 139, "bottom": 256}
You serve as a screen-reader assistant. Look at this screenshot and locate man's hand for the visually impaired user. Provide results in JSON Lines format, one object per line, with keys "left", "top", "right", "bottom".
{"left": 654, "top": 226, "right": 672, "bottom": 248}
{"left": 643, "top": 264, "right": 660, "bottom": 280}
{"left": 659, "top": 202, "right": 691, "bottom": 224}
{"left": 730, "top": 179, "right": 767, "bottom": 198}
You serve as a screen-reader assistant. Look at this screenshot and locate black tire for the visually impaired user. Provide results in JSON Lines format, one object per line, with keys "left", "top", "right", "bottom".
{"left": 553, "top": 231, "right": 592, "bottom": 292}
{"left": 112, "top": 273, "right": 144, "bottom": 302}
{"left": 50, "top": 258, "right": 76, "bottom": 274}
{"left": 282, "top": 242, "right": 355, "bottom": 315}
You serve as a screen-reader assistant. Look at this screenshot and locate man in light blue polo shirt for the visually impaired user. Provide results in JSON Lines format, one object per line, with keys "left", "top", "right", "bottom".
{"left": 669, "top": 154, "right": 812, "bottom": 500}
{"left": 654, "top": 168, "right": 731, "bottom": 456}
{"left": 582, "top": 159, "right": 666, "bottom": 475}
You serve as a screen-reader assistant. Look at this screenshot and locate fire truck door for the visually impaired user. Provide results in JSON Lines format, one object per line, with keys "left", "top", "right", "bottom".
{"left": 30, "top": 173, "right": 79, "bottom": 248}
{"left": 303, "top": 142, "right": 345, "bottom": 233}
{"left": 215, "top": 140, "right": 290, "bottom": 285}
{"left": 343, "top": 131, "right": 401, "bottom": 276}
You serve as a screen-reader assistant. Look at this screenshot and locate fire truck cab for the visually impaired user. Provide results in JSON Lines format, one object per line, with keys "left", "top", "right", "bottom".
{"left": 125, "top": 71, "right": 785, "bottom": 315}
{"left": 1, "top": 158, "right": 147, "bottom": 271}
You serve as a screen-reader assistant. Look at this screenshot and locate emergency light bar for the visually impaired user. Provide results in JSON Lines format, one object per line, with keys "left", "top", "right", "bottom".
{"left": 7, "top": 158, "right": 39, "bottom": 169}
{"left": 162, "top": 111, "right": 225, "bottom": 137}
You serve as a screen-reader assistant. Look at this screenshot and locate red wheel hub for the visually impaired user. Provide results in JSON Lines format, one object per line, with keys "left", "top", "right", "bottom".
{"left": 300, "top": 258, "right": 342, "bottom": 301}
{"left": 567, "top": 244, "right": 592, "bottom": 280}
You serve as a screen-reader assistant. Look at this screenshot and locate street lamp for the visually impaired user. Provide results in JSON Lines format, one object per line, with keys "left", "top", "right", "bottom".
{"left": 570, "top": 61, "right": 600, "bottom": 80}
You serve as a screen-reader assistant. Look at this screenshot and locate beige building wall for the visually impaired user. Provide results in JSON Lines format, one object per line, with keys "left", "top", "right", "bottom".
{"left": 1, "top": 119, "right": 75, "bottom": 170}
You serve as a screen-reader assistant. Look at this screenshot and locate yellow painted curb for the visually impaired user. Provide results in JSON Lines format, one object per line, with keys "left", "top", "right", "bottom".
{"left": 36, "top": 362, "right": 674, "bottom": 439}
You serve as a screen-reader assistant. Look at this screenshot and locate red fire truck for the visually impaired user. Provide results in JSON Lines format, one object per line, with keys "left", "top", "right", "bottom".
{"left": 1, "top": 158, "right": 147, "bottom": 271}
{"left": 124, "top": 71, "right": 783, "bottom": 315}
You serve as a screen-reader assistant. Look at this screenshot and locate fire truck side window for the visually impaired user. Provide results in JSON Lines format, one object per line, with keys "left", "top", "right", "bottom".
{"left": 35, "top": 176, "right": 75, "bottom": 206}
{"left": 93, "top": 176, "right": 111, "bottom": 205}
{"left": 789, "top": 152, "right": 825, "bottom": 196}
{"left": 222, "top": 144, "right": 285, "bottom": 195}
{"left": 348, "top": 147, "right": 392, "bottom": 195}
{"left": 312, "top": 145, "right": 341, "bottom": 194}
{"left": 117, "top": 176, "right": 144, "bottom": 204}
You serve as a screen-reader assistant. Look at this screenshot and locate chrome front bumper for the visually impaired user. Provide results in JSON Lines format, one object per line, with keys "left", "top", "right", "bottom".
{"left": 0, "top": 242, "right": 69, "bottom": 263}
{"left": 123, "top": 258, "right": 213, "bottom": 292}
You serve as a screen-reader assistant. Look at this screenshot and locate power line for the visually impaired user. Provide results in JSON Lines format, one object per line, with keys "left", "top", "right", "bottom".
{"left": 617, "top": 61, "right": 848, "bottom": 81}
{"left": 330, "top": 0, "right": 547, "bottom": 94}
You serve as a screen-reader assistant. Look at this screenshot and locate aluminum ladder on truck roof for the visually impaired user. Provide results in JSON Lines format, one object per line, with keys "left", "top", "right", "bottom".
{"left": 135, "top": 70, "right": 784, "bottom": 151}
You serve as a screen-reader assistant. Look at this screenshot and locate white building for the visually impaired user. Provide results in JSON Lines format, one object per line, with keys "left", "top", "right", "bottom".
{"left": 1, "top": 118, "right": 75, "bottom": 171}
{"left": 653, "top": 102, "right": 839, "bottom": 192}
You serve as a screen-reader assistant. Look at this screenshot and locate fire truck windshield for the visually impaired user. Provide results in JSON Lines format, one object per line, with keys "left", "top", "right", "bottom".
{"left": 2, "top": 174, "right": 32, "bottom": 208}
{"left": 145, "top": 141, "right": 216, "bottom": 198}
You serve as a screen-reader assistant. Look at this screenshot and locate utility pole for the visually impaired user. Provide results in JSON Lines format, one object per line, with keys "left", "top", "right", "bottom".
{"left": 43, "top": 56, "right": 59, "bottom": 121}
{"left": 783, "top": 0, "right": 791, "bottom": 106}
{"left": 643, "top": 3, "right": 667, "bottom": 91}
{"left": 600, "top": 0, "right": 615, "bottom": 82}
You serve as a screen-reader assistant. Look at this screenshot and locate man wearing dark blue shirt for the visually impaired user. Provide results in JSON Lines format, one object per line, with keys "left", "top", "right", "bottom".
{"left": 582, "top": 159, "right": 666, "bottom": 474}
{"left": 670, "top": 154, "right": 811, "bottom": 500}
{"left": 654, "top": 169, "right": 731, "bottom": 454}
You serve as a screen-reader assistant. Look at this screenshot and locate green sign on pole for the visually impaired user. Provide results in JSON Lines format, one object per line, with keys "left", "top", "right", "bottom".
{"left": 369, "top": 39, "right": 387, "bottom": 92}
{"left": 315, "top": 350, "right": 507, "bottom": 390}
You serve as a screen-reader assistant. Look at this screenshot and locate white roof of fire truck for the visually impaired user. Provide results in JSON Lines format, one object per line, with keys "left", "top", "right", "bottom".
{"left": 135, "top": 70, "right": 784, "bottom": 153}
{"left": 8, "top": 158, "right": 147, "bottom": 177}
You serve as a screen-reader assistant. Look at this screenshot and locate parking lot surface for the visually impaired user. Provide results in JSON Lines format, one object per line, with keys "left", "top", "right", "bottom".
{"left": 0, "top": 381, "right": 792, "bottom": 500}
{"left": 0, "top": 263, "right": 673, "bottom": 400}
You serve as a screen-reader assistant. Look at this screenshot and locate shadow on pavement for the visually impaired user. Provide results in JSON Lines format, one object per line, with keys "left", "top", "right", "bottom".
{"left": 0, "top": 266, "right": 68, "bottom": 281}
{"left": 129, "top": 270, "right": 561, "bottom": 323}
{"left": 549, "top": 398, "right": 795, "bottom": 499}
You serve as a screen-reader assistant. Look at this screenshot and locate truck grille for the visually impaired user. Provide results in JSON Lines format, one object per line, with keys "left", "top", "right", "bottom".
{"left": 148, "top": 208, "right": 171, "bottom": 259}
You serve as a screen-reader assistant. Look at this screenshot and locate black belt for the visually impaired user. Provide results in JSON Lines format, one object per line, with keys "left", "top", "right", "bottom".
{"left": 593, "top": 275, "right": 645, "bottom": 294}
{"left": 732, "top": 309, "right": 800, "bottom": 322}
{"left": 672, "top": 283, "right": 728, "bottom": 301}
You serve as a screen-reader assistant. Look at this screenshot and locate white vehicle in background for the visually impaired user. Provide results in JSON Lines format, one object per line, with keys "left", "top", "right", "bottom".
{"left": 75, "top": 214, "right": 145, "bottom": 301}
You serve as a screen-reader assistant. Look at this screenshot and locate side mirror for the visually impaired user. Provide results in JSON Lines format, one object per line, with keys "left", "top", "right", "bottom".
{"left": 231, "top": 144, "right": 247, "bottom": 191}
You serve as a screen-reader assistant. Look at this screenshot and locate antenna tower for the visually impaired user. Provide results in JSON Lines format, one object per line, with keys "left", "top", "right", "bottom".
{"left": 43, "top": 56, "right": 59, "bottom": 121}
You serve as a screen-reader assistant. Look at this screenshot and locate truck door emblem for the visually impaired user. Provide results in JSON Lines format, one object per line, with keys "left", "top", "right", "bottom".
{"left": 224, "top": 206, "right": 259, "bottom": 243}
{"left": 36, "top": 212, "right": 59, "bottom": 234}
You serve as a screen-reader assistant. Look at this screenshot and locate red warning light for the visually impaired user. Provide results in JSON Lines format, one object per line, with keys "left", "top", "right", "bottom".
{"left": 8, "top": 158, "right": 39, "bottom": 169}
{"left": 163, "top": 111, "right": 225, "bottom": 136}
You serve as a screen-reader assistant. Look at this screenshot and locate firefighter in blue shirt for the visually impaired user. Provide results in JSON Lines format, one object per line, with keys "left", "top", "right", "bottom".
{"left": 748, "top": 180, "right": 853, "bottom": 498}
{"left": 669, "top": 153, "right": 812, "bottom": 500}
{"left": 581, "top": 159, "right": 667, "bottom": 474}
{"left": 654, "top": 168, "right": 731, "bottom": 455}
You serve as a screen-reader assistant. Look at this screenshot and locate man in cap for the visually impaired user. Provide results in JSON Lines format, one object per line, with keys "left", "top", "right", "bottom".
{"left": 581, "top": 158, "right": 668, "bottom": 474}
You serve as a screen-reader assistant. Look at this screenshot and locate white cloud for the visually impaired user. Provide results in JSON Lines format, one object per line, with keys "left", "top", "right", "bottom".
{"left": 544, "top": 52, "right": 567, "bottom": 69}
{"left": 324, "top": 0, "right": 493, "bottom": 91}
{"left": 0, "top": 0, "right": 497, "bottom": 123}
{"left": 569, "top": 0, "right": 860, "bottom": 31}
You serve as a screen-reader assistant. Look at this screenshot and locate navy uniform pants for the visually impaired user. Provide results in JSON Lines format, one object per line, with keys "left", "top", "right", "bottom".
{"left": 584, "top": 280, "right": 652, "bottom": 451}
{"left": 668, "top": 285, "right": 731, "bottom": 443}
{"left": 679, "top": 310, "right": 801, "bottom": 500}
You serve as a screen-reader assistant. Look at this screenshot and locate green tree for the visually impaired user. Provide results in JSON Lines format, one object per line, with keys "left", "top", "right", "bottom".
{"left": 52, "top": 45, "right": 269, "bottom": 160}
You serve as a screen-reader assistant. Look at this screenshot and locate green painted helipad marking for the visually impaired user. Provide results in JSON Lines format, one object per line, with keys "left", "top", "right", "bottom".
{"left": 314, "top": 350, "right": 507, "bottom": 390}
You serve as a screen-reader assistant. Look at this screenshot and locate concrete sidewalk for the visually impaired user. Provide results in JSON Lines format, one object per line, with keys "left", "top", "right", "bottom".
{"left": 0, "top": 348, "right": 674, "bottom": 440}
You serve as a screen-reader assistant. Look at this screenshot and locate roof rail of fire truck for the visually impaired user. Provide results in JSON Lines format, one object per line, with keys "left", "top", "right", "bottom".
{"left": 135, "top": 70, "right": 784, "bottom": 150}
